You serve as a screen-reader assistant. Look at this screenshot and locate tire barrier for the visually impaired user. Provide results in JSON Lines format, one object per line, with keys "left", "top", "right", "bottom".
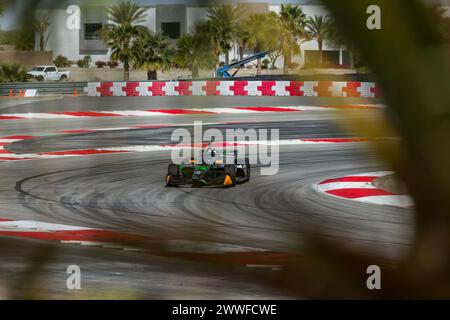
{"left": 85, "top": 81, "right": 381, "bottom": 98}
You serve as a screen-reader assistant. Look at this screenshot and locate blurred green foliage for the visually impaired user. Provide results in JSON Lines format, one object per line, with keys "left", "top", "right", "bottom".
{"left": 0, "top": 63, "right": 29, "bottom": 82}
{"left": 174, "top": 31, "right": 216, "bottom": 78}
{"left": 0, "top": 29, "right": 34, "bottom": 50}
{"left": 53, "top": 55, "right": 72, "bottom": 68}
{"left": 133, "top": 31, "right": 174, "bottom": 80}
{"left": 296, "top": 0, "right": 450, "bottom": 298}
{"left": 76, "top": 56, "right": 91, "bottom": 68}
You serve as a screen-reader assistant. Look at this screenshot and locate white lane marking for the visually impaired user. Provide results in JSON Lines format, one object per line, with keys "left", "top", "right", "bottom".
{"left": 355, "top": 195, "right": 415, "bottom": 207}
{"left": 289, "top": 106, "right": 330, "bottom": 111}
{"left": 233, "top": 139, "right": 313, "bottom": 146}
{"left": 0, "top": 153, "right": 68, "bottom": 159}
{"left": 235, "top": 139, "right": 362, "bottom": 146}
{"left": 192, "top": 108, "right": 257, "bottom": 114}
{"left": 298, "top": 140, "right": 343, "bottom": 144}
{"left": 1, "top": 113, "right": 78, "bottom": 119}
{"left": 0, "top": 220, "right": 95, "bottom": 231}
{"left": 98, "top": 145, "right": 171, "bottom": 153}
{"left": 317, "top": 181, "right": 377, "bottom": 192}
{"left": 103, "top": 110, "right": 163, "bottom": 116}
{"left": 61, "top": 241, "right": 105, "bottom": 246}
{"left": 87, "top": 127, "right": 136, "bottom": 132}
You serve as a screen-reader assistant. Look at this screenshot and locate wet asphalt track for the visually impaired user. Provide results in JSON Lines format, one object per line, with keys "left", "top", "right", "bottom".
{"left": 0, "top": 96, "right": 413, "bottom": 299}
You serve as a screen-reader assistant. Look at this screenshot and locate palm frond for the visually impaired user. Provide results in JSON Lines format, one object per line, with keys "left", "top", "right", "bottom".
{"left": 107, "top": 1, "right": 147, "bottom": 26}
{"left": 0, "top": 64, "right": 29, "bottom": 83}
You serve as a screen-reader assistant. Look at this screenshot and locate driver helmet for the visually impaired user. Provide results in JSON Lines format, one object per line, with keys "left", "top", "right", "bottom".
{"left": 203, "top": 143, "right": 217, "bottom": 164}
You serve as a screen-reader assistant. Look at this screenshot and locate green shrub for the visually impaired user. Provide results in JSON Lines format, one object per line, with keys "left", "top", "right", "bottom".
{"left": 0, "top": 29, "right": 34, "bottom": 50}
{"left": 0, "top": 30, "right": 16, "bottom": 45}
{"left": 83, "top": 55, "right": 92, "bottom": 67}
{"left": 53, "top": 55, "right": 72, "bottom": 68}
{"left": 76, "top": 59, "right": 85, "bottom": 68}
{"left": 76, "top": 56, "right": 92, "bottom": 68}
{"left": 0, "top": 63, "right": 30, "bottom": 83}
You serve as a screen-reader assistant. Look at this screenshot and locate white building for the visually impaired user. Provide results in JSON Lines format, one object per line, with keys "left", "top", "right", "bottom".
{"left": 34, "top": 0, "right": 349, "bottom": 68}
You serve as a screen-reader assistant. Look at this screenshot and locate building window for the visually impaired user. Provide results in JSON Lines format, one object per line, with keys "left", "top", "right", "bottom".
{"left": 84, "top": 23, "right": 103, "bottom": 40}
{"left": 161, "top": 22, "right": 180, "bottom": 39}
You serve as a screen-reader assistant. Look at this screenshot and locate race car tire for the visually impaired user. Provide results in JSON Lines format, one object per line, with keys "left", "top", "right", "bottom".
{"left": 168, "top": 164, "right": 180, "bottom": 176}
{"left": 224, "top": 165, "right": 237, "bottom": 187}
{"left": 166, "top": 164, "right": 180, "bottom": 187}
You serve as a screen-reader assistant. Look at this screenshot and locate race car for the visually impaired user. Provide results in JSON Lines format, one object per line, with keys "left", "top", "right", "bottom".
{"left": 165, "top": 146, "right": 250, "bottom": 188}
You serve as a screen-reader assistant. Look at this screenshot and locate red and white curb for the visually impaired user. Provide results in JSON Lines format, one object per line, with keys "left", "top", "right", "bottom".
{"left": 0, "top": 218, "right": 290, "bottom": 268}
{"left": 0, "top": 105, "right": 382, "bottom": 121}
{"left": 313, "top": 171, "right": 414, "bottom": 208}
{"left": 0, "top": 130, "right": 367, "bottom": 162}
{"left": 0, "top": 218, "right": 142, "bottom": 246}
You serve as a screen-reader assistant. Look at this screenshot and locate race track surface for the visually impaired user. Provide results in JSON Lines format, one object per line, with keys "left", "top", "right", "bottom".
{"left": 0, "top": 96, "right": 413, "bottom": 299}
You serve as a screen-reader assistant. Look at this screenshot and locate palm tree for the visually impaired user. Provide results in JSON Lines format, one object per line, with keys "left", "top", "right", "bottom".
{"left": 235, "top": 25, "right": 250, "bottom": 60}
{"left": 101, "top": 1, "right": 147, "bottom": 81}
{"left": 306, "top": 15, "right": 330, "bottom": 66}
{"left": 134, "top": 31, "right": 174, "bottom": 80}
{"left": 279, "top": 4, "right": 308, "bottom": 73}
{"left": 194, "top": 20, "right": 222, "bottom": 74}
{"left": 175, "top": 31, "right": 216, "bottom": 78}
{"left": 206, "top": 5, "right": 244, "bottom": 66}
{"left": 175, "top": 34, "right": 201, "bottom": 78}
{"left": 34, "top": 16, "right": 51, "bottom": 51}
{"left": 242, "top": 12, "right": 282, "bottom": 75}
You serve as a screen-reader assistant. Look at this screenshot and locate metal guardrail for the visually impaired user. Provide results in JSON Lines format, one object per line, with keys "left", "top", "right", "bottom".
{"left": 0, "top": 82, "right": 88, "bottom": 96}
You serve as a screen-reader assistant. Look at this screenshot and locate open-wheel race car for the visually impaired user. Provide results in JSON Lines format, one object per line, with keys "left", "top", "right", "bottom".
{"left": 166, "top": 146, "right": 250, "bottom": 188}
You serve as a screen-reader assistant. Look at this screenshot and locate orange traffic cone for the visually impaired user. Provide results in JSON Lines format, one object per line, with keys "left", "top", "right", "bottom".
{"left": 9, "top": 89, "right": 13, "bottom": 97}
{"left": 19, "top": 89, "right": 23, "bottom": 97}
{"left": 74, "top": 88, "right": 78, "bottom": 97}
